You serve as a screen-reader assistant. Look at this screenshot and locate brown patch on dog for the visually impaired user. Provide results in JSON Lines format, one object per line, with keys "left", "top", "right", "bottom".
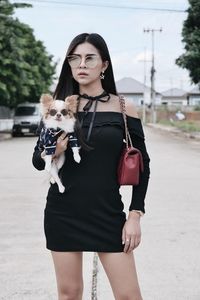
{"left": 40, "top": 94, "right": 54, "bottom": 117}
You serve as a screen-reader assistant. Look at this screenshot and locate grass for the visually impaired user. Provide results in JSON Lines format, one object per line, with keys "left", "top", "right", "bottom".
{"left": 158, "top": 120, "right": 200, "bottom": 133}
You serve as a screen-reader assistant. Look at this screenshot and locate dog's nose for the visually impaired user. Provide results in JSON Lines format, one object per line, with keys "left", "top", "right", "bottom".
{"left": 56, "top": 113, "right": 61, "bottom": 118}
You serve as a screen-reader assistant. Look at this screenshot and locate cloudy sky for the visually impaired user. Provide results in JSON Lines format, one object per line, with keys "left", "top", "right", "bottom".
{"left": 12, "top": 0, "right": 193, "bottom": 93}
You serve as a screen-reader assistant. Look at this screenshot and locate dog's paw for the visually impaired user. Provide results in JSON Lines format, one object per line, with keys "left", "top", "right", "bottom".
{"left": 75, "top": 157, "right": 81, "bottom": 163}
{"left": 58, "top": 185, "right": 65, "bottom": 193}
{"left": 74, "top": 154, "right": 81, "bottom": 163}
{"left": 50, "top": 177, "right": 55, "bottom": 184}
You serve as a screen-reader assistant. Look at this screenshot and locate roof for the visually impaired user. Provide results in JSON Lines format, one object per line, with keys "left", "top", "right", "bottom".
{"left": 188, "top": 86, "right": 200, "bottom": 95}
{"left": 115, "top": 77, "right": 161, "bottom": 94}
{"left": 161, "top": 88, "right": 187, "bottom": 98}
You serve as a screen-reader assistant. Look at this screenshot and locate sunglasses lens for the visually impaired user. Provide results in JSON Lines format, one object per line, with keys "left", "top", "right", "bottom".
{"left": 67, "top": 55, "right": 99, "bottom": 68}
{"left": 49, "top": 109, "right": 57, "bottom": 116}
{"left": 85, "top": 56, "right": 98, "bottom": 68}
{"left": 67, "top": 56, "right": 81, "bottom": 68}
{"left": 61, "top": 109, "right": 67, "bottom": 116}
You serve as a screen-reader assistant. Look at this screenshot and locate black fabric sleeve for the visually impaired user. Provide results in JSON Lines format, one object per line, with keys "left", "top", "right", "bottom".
{"left": 127, "top": 116, "right": 150, "bottom": 214}
{"left": 32, "top": 120, "right": 45, "bottom": 171}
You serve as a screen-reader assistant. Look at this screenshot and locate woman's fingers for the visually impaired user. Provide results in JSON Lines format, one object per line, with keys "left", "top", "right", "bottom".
{"left": 122, "top": 229, "right": 126, "bottom": 245}
{"left": 129, "top": 237, "right": 136, "bottom": 252}
{"left": 123, "top": 236, "right": 131, "bottom": 253}
{"left": 55, "top": 135, "right": 69, "bottom": 156}
{"left": 130, "top": 236, "right": 138, "bottom": 252}
{"left": 123, "top": 234, "right": 141, "bottom": 253}
{"left": 122, "top": 212, "right": 142, "bottom": 253}
{"left": 58, "top": 133, "right": 68, "bottom": 143}
{"left": 135, "top": 236, "right": 141, "bottom": 249}
{"left": 61, "top": 133, "right": 68, "bottom": 140}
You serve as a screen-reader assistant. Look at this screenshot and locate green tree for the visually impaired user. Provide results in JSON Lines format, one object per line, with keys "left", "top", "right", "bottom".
{"left": 176, "top": 0, "right": 200, "bottom": 85}
{"left": 0, "top": 0, "right": 56, "bottom": 108}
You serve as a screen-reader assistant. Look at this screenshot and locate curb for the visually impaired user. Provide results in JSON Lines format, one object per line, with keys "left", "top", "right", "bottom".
{"left": 0, "top": 133, "right": 12, "bottom": 141}
{"left": 146, "top": 123, "right": 200, "bottom": 141}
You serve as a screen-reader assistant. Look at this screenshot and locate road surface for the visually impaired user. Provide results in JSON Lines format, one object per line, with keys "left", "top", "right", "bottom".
{"left": 0, "top": 128, "right": 200, "bottom": 299}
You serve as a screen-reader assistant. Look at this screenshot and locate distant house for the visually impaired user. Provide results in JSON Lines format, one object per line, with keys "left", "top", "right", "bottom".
{"left": 161, "top": 88, "right": 188, "bottom": 106}
{"left": 187, "top": 86, "right": 200, "bottom": 106}
{"left": 116, "top": 77, "right": 161, "bottom": 106}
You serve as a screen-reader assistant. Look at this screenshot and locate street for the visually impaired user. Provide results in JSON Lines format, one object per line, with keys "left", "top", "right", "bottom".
{"left": 0, "top": 127, "right": 200, "bottom": 300}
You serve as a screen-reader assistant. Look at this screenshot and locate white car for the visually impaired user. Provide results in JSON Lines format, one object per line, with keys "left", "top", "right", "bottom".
{"left": 12, "top": 102, "right": 41, "bottom": 137}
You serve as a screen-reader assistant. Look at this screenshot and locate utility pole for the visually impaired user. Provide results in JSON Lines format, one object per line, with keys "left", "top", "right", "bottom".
{"left": 138, "top": 48, "right": 151, "bottom": 124}
{"left": 144, "top": 27, "right": 162, "bottom": 123}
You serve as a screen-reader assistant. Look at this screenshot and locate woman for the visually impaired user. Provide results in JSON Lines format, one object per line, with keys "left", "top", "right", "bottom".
{"left": 32, "top": 33, "right": 150, "bottom": 300}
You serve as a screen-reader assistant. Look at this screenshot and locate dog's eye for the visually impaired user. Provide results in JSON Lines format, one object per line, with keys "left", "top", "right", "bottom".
{"left": 61, "top": 109, "right": 68, "bottom": 116}
{"left": 49, "top": 109, "right": 57, "bottom": 116}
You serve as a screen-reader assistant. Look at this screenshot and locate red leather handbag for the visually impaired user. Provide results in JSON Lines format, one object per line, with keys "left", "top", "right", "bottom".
{"left": 117, "top": 95, "right": 144, "bottom": 186}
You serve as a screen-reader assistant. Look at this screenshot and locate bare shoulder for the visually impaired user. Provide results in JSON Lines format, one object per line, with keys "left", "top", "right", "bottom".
{"left": 109, "top": 94, "right": 139, "bottom": 118}
{"left": 124, "top": 97, "right": 139, "bottom": 118}
{"left": 108, "top": 94, "right": 121, "bottom": 112}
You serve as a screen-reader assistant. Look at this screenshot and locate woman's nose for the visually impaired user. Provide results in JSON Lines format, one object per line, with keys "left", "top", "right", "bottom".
{"left": 79, "top": 57, "right": 87, "bottom": 68}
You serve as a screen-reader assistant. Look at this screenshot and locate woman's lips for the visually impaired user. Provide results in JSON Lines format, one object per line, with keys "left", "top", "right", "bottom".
{"left": 78, "top": 72, "right": 88, "bottom": 76}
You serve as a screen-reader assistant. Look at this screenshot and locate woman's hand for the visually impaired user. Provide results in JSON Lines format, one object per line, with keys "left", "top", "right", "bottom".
{"left": 122, "top": 212, "right": 141, "bottom": 253}
{"left": 53, "top": 133, "right": 69, "bottom": 159}
{"left": 40, "top": 133, "right": 68, "bottom": 160}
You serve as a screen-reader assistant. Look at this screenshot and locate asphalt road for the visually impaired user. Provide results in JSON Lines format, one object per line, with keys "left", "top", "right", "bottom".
{"left": 0, "top": 128, "right": 200, "bottom": 300}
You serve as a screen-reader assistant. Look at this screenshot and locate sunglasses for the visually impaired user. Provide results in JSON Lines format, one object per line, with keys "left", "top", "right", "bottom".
{"left": 49, "top": 109, "right": 68, "bottom": 116}
{"left": 66, "top": 54, "right": 100, "bottom": 69}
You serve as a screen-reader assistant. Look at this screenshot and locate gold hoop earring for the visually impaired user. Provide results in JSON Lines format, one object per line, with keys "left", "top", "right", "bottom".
{"left": 100, "top": 71, "right": 105, "bottom": 80}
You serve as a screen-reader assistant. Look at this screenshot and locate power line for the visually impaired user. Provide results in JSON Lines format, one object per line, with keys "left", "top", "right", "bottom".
{"left": 13, "top": 0, "right": 187, "bottom": 13}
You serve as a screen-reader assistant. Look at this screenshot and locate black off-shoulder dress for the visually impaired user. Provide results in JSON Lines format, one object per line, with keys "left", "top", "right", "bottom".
{"left": 32, "top": 111, "right": 150, "bottom": 252}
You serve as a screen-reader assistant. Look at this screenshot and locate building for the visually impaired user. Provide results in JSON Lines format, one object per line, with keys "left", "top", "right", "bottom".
{"left": 161, "top": 88, "right": 188, "bottom": 106}
{"left": 116, "top": 77, "right": 161, "bottom": 106}
{"left": 187, "top": 86, "right": 200, "bottom": 106}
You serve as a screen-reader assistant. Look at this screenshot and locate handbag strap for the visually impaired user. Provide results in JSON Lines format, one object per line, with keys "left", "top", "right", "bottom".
{"left": 119, "top": 95, "right": 133, "bottom": 149}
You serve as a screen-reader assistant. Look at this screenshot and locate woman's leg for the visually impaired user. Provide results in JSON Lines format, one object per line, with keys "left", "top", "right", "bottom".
{"left": 97, "top": 251, "right": 142, "bottom": 300}
{"left": 51, "top": 251, "right": 84, "bottom": 300}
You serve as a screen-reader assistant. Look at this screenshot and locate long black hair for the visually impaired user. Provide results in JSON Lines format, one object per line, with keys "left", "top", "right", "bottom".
{"left": 53, "top": 33, "right": 117, "bottom": 100}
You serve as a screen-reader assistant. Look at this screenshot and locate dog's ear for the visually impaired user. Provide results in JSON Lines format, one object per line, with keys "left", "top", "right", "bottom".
{"left": 65, "top": 95, "right": 79, "bottom": 114}
{"left": 40, "top": 94, "right": 54, "bottom": 105}
{"left": 40, "top": 94, "right": 54, "bottom": 115}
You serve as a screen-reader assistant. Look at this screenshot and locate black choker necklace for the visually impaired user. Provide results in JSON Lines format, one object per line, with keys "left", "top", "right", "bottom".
{"left": 78, "top": 90, "right": 109, "bottom": 101}
{"left": 77, "top": 90, "right": 111, "bottom": 142}
{"left": 78, "top": 90, "right": 110, "bottom": 112}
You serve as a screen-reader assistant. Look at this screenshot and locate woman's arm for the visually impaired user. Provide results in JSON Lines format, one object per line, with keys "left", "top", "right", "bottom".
{"left": 120, "top": 98, "right": 150, "bottom": 252}
{"left": 32, "top": 136, "right": 46, "bottom": 171}
{"left": 32, "top": 120, "right": 46, "bottom": 171}
{"left": 124, "top": 98, "right": 151, "bottom": 215}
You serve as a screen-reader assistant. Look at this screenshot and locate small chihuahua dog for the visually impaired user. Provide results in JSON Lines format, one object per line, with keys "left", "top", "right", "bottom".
{"left": 39, "top": 93, "right": 81, "bottom": 193}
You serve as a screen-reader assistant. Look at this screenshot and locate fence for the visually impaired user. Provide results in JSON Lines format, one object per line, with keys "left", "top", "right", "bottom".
{"left": 138, "top": 107, "right": 200, "bottom": 123}
{"left": 0, "top": 119, "right": 13, "bottom": 132}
